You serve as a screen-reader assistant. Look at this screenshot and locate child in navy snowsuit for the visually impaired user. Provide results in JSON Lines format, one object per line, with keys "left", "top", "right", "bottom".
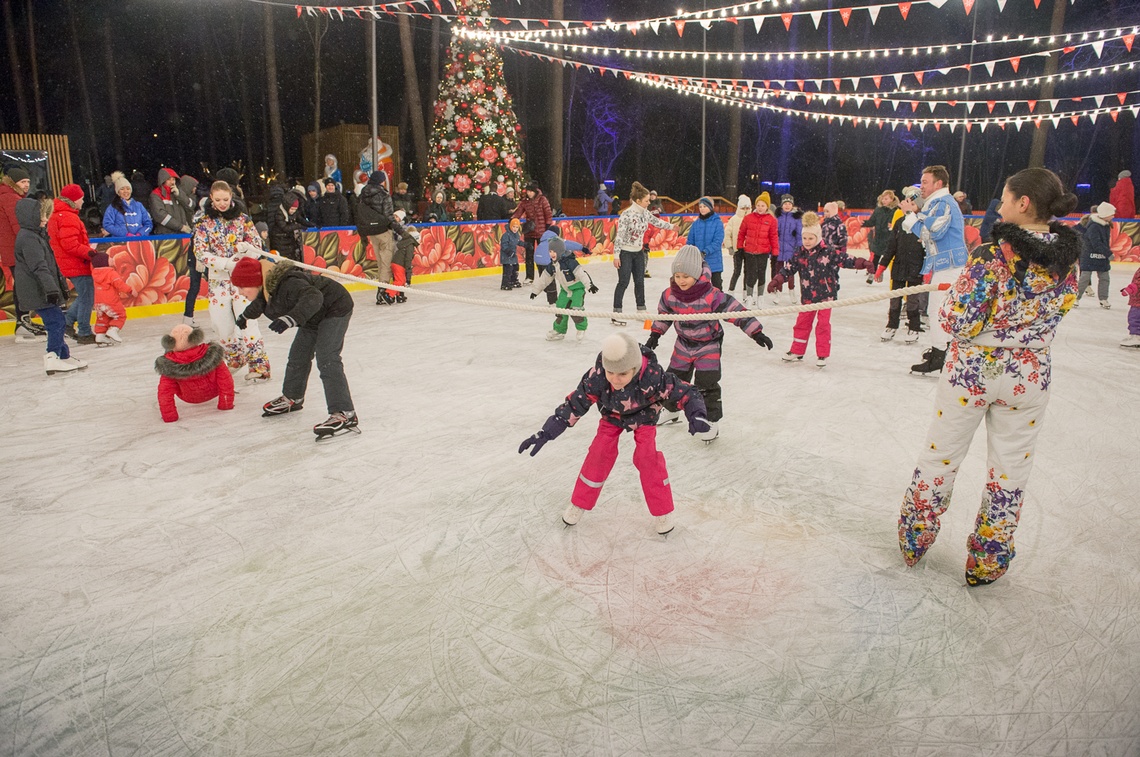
{"left": 500, "top": 218, "right": 524, "bottom": 289}
{"left": 519, "top": 332, "right": 709, "bottom": 535}
{"left": 645, "top": 246, "right": 773, "bottom": 439}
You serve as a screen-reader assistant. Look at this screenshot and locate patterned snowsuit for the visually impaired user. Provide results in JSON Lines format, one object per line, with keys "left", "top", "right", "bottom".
{"left": 648, "top": 272, "right": 764, "bottom": 422}
{"left": 192, "top": 205, "right": 270, "bottom": 377}
{"left": 553, "top": 346, "right": 706, "bottom": 516}
{"left": 899, "top": 222, "right": 1081, "bottom": 585}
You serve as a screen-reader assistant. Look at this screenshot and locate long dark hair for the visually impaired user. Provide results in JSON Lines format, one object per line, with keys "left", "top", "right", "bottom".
{"left": 1004, "top": 168, "right": 1078, "bottom": 222}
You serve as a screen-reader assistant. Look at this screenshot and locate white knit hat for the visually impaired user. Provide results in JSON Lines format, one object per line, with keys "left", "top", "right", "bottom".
{"left": 1096, "top": 202, "right": 1116, "bottom": 219}
{"left": 737, "top": 194, "right": 752, "bottom": 208}
{"left": 671, "top": 245, "right": 703, "bottom": 280}
{"left": 600, "top": 333, "right": 642, "bottom": 374}
{"left": 800, "top": 211, "right": 822, "bottom": 240}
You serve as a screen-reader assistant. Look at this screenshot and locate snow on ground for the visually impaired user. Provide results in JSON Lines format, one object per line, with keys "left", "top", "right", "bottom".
{"left": 2, "top": 257, "right": 1138, "bottom": 756}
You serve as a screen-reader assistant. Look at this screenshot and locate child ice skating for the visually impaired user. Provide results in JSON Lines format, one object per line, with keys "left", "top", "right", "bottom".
{"left": 645, "top": 245, "right": 773, "bottom": 441}
{"left": 876, "top": 200, "right": 927, "bottom": 343}
{"left": 499, "top": 218, "right": 524, "bottom": 290}
{"left": 518, "top": 332, "right": 709, "bottom": 535}
{"left": 685, "top": 197, "right": 725, "bottom": 290}
{"left": 1120, "top": 267, "right": 1140, "bottom": 348}
{"left": 155, "top": 324, "right": 235, "bottom": 422}
{"left": 90, "top": 251, "right": 137, "bottom": 346}
{"left": 532, "top": 237, "right": 598, "bottom": 343}
{"left": 768, "top": 212, "right": 873, "bottom": 367}
{"left": 231, "top": 257, "right": 358, "bottom": 439}
{"left": 1075, "top": 202, "right": 1115, "bottom": 308}
{"left": 385, "top": 210, "right": 418, "bottom": 304}
{"left": 898, "top": 167, "right": 1081, "bottom": 586}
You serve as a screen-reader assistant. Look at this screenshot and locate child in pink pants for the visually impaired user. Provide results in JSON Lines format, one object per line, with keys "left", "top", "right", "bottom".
{"left": 519, "top": 332, "right": 708, "bottom": 535}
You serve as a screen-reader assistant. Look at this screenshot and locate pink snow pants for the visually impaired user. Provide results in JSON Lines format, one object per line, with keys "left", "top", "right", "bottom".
{"left": 572, "top": 418, "right": 674, "bottom": 516}
{"left": 790, "top": 309, "right": 832, "bottom": 358}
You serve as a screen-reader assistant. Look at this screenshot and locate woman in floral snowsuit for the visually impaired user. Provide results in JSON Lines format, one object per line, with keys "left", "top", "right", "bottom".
{"left": 899, "top": 168, "right": 1081, "bottom": 586}
{"left": 193, "top": 181, "right": 270, "bottom": 380}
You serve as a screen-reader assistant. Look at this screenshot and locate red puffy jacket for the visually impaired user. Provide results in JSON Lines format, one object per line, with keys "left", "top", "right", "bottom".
{"left": 736, "top": 211, "right": 779, "bottom": 255}
{"left": 47, "top": 199, "right": 92, "bottom": 277}
{"left": 1109, "top": 176, "right": 1135, "bottom": 221}
{"left": 0, "top": 180, "right": 25, "bottom": 267}
{"left": 155, "top": 341, "right": 235, "bottom": 422}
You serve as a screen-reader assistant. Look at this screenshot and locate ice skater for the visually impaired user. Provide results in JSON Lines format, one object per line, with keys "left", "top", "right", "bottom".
{"left": 230, "top": 256, "right": 359, "bottom": 439}
{"left": 898, "top": 167, "right": 1080, "bottom": 586}
{"left": 518, "top": 331, "right": 709, "bottom": 535}
{"left": 155, "top": 324, "right": 235, "bottom": 422}
{"left": 499, "top": 218, "right": 524, "bottom": 290}
{"left": 531, "top": 237, "right": 598, "bottom": 343}
{"left": 1119, "top": 267, "right": 1140, "bottom": 348}
{"left": 90, "top": 251, "right": 137, "bottom": 346}
{"left": 1074, "top": 202, "right": 1115, "bottom": 309}
{"left": 645, "top": 245, "right": 773, "bottom": 442}
{"left": 611, "top": 182, "right": 674, "bottom": 325}
{"left": 768, "top": 212, "right": 873, "bottom": 367}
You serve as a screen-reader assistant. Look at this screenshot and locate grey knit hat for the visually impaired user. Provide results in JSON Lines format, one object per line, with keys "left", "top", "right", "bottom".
{"left": 780, "top": 194, "right": 795, "bottom": 205}
{"left": 548, "top": 237, "right": 567, "bottom": 258}
{"left": 1120, "top": 170, "right": 1132, "bottom": 179}
{"left": 671, "top": 244, "right": 703, "bottom": 280}
{"left": 600, "top": 333, "right": 642, "bottom": 374}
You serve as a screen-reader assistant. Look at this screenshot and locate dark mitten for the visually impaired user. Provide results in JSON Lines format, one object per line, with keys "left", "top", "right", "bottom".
{"left": 766, "top": 274, "right": 786, "bottom": 294}
{"left": 687, "top": 413, "right": 711, "bottom": 436}
{"left": 518, "top": 415, "right": 568, "bottom": 456}
{"left": 645, "top": 332, "right": 661, "bottom": 351}
{"left": 234, "top": 315, "right": 248, "bottom": 330}
{"left": 752, "top": 331, "right": 774, "bottom": 350}
{"left": 852, "top": 257, "right": 871, "bottom": 271}
{"left": 45, "top": 291, "right": 62, "bottom": 306}
{"left": 268, "top": 315, "right": 296, "bottom": 334}
{"left": 529, "top": 292, "right": 538, "bottom": 300}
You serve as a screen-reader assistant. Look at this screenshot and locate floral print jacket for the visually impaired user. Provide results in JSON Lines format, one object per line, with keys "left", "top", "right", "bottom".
{"left": 193, "top": 203, "right": 262, "bottom": 282}
{"left": 940, "top": 221, "right": 1081, "bottom": 350}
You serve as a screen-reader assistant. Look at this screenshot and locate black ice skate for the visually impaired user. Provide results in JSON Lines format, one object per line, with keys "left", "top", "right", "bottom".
{"left": 375, "top": 291, "right": 394, "bottom": 305}
{"left": 910, "top": 345, "right": 947, "bottom": 376}
{"left": 263, "top": 395, "right": 303, "bottom": 416}
{"left": 314, "top": 411, "right": 360, "bottom": 440}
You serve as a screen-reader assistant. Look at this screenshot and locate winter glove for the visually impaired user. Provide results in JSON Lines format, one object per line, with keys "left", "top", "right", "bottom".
{"left": 922, "top": 272, "right": 933, "bottom": 284}
{"left": 45, "top": 291, "right": 62, "bottom": 306}
{"left": 518, "top": 415, "right": 568, "bottom": 457}
{"left": 875, "top": 265, "right": 887, "bottom": 283}
{"left": 529, "top": 292, "right": 538, "bottom": 300}
{"left": 645, "top": 332, "right": 661, "bottom": 351}
{"left": 752, "top": 331, "right": 774, "bottom": 350}
{"left": 736, "top": 248, "right": 744, "bottom": 257}
{"left": 766, "top": 274, "right": 786, "bottom": 294}
{"left": 268, "top": 315, "right": 297, "bottom": 334}
{"left": 235, "top": 241, "right": 262, "bottom": 258}
{"left": 851, "top": 257, "right": 870, "bottom": 271}
{"left": 1123, "top": 284, "right": 1138, "bottom": 297}
{"left": 588, "top": 283, "right": 599, "bottom": 294}
{"left": 687, "top": 413, "right": 711, "bottom": 436}
{"left": 234, "top": 315, "right": 248, "bottom": 331}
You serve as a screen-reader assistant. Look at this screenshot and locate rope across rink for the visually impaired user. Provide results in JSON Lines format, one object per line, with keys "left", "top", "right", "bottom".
{"left": 258, "top": 250, "right": 948, "bottom": 322}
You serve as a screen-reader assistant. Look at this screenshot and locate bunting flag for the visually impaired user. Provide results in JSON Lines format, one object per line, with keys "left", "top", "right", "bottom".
{"left": 850, "top": 77, "right": 861, "bottom": 91}
{"left": 1010, "top": 57, "right": 1021, "bottom": 72}
{"left": 810, "top": 10, "right": 823, "bottom": 28}
{"left": 914, "top": 71, "right": 925, "bottom": 84}
{"left": 1118, "top": 92, "right": 1129, "bottom": 104}
{"left": 753, "top": 16, "right": 763, "bottom": 32}
{"left": 892, "top": 73, "right": 905, "bottom": 87}
{"left": 1092, "top": 40, "right": 1105, "bottom": 57}
{"left": 674, "top": 20, "right": 685, "bottom": 36}
{"left": 839, "top": 7, "right": 853, "bottom": 26}
{"left": 832, "top": 78, "right": 842, "bottom": 91}
{"left": 983, "top": 61, "right": 995, "bottom": 76}
{"left": 1071, "top": 115, "right": 1080, "bottom": 125}
{"left": 898, "top": 2, "right": 912, "bottom": 20}
{"left": 987, "top": 100, "right": 996, "bottom": 112}
{"left": 872, "top": 75, "right": 882, "bottom": 89}
{"left": 867, "top": 6, "right": 881, "bottom": 24}
{"left": 1110, "top": 110, "right": 1119, "bottom": 121}
{"left": 1124, "top": 34, "right": 1136, "bottom": 52}
{"left": 996, "top": 0, "right": 1006, "bottom": 8}
{"left": 1027, "top": 100, "right": 1037, "bottom": 112}
{"left": 781, "top": 13, "right": 793, "bottom": 30}
{"left": 962, "top": 0, "right": 974, "bottom": 15}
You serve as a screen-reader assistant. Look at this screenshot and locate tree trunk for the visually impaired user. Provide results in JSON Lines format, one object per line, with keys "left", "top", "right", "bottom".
{"left": 23, "top": 0, "right": 42, "bottom": 132}
{"left": 65, "top": 0, "right": 99, "bottom": 174}
{"left": 3, "top": 0, "right": 29, "bottom": 132}
{"left": 264, "top": 5, "right": 287, "bottom": 179}
{"left": 546, "top": 0, "right": 564, "bottom": 208}
{"left": 724, "top": 22, "right": 744, "bottom": 200}
{"left": 239, "top": 59, "right": 256, "bottom": 192}
{"left": 308, "top": 14, "right": 329, "bottom": 181}
{"left": 102, "top": 18, "right": 124, "bottom": 169}
{"left": 428, "top": 18, "right": 441, "bottom": 114}
{"left": 397, "top": 14, "right": 428, "bottom": 182}
{"left": 1028, "top": 0, "right": 1068, "bottom": 168}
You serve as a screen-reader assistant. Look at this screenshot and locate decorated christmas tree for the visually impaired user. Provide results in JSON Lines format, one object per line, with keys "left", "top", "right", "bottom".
{"left": 424, "top": 0, "right": 527, "bottom": 207}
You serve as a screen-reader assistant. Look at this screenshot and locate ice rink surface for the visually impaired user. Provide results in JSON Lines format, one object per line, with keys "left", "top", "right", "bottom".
{"left": 2, "top": 258, "right": 1138, "bottom": 756}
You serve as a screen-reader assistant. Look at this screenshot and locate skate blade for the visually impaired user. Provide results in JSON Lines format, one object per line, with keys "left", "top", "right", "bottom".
{"left": 245, "top": 375, "right": 271, "bottom": 384}
{"left": 315, "top": 426, "right": 362, "bottom": 441}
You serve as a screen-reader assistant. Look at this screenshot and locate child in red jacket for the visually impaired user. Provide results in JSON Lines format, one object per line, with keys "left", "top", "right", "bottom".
{"left": 154, "top": 324, "right": 235, "bottom": 422}
{"left": 90, "top": 251, "right": 136, "bottom": 345}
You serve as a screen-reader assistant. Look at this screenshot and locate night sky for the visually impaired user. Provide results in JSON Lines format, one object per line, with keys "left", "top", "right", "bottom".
{"left": 2, "top": 0, "right": 1138, "bottom": 209}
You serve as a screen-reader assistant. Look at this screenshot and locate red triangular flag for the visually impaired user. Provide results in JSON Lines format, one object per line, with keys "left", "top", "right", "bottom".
{"left": 915, "top": 71, "right": 925, "bottom": 84}
{"left": 584, "top": 20, "right": 594, "bottom": 29}
{"left": 674, "top": 20, "right": 685, "bottom": 36}
{"left": 839, "top": 95, "right": 848, "bottom": 105}
{"left": 1010, "top": 57, "right": 1020, "bottom": 72}
{"left": 805, "top": 93, "right": 814, "bottom": 103}
{"left": 1033, "top": 0, "right": 1041, "bottom": 6}
{"left": 1070, "top": 115, "right": 1080, "bottom": 126}
{"left": 987, "top": 101, "right": 996, "bottom": 112}
{"left": 1027, "top": 100, "right": 1037, "bottom": 112}
{"left": 949, "top": 100, "right": 958, "bottom": 107}
{"left": 796, "top": 80, "right": 805, "bottom": 91}
{"left": 1118, "top": 92, "right": 1128, "bottom": 105}
{"left": 898, "top": 2, "right": 911, "bottom": 20}
{"left": 873, "top": 75, "right": 882, "bottom": 89}
{"left": 905, "top": 120, "right": 912, "bottom": 129}
{"left": 1062, "top": 46, "right": 1075, "bottom": 54}
{"left": 962, "top": 0, "right": 974, "bottom": 15}
{"left": 781, "top": 13, "right": 792, "bottom": 30}
{"left": 910, "top": 101, "right": 919, "bottom": 111}
{"left": 874, "top": 97, "right": 882, "bottom": 108}
{"left": 840, "top": 7, "right": 853, "bottom": 25}
{"left": 295, "top": 5, "right": 302, "bottom": 17}
{"left": 878, "top": 121, "right": 885, "bottom": 129}
{"left": 432, "top": 0, "right": 441, "bottom": 10}
{"left": 935, "top": 123, "right": 941, "bottom": 132}
{"left": 727, "top": 16, "right": 738, "bottom": 24}
{"left": 541, "top": 19, "right": 549, "bottom": 27}
{"left": 763, "top": 80, "right": 771, "bottom": 89}
{"left": 1111, "top": 110, "right": 1119, "bottom": 122}
{"left": 833, "top": 78, "right": 842, "bottom": 91}
{"left": 630, "top": 25, "right": 637, "bottom": 35}
{"left": 1124, "top": 34, "right": 1135, "bottom": 52}
{"left": 965, "top": 123, "right": 972, "bottom": 132}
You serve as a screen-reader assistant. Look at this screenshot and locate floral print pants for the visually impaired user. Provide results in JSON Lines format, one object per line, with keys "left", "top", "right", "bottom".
{"left": 207, "top": 279, "right": 270, "bottom": 377}
{"left": 899, "top": 340, "right": 1052, "bottom": 585}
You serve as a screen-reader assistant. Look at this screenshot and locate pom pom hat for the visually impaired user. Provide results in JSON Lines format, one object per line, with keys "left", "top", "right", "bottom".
{"left": 755, "top": 191, "right": 771, "bottom": 209}
{"left": 230, "top": 257, "right": 264, "bottom": 288}
{"left": 737, "top": 194, "right": 752, "bottom": 208}
{"left": 800, "top": 211, "right": 822, "bottom": 240}
{"left": 600, "top": 333, "right": 642, "bottom": 374}
{"left": 671, "top": 245, "right": 704, "bottom": 280}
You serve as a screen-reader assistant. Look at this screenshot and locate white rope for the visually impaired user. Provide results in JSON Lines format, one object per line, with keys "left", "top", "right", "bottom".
{"left": 259, "top": 251, "right": 947, "bottom": 322}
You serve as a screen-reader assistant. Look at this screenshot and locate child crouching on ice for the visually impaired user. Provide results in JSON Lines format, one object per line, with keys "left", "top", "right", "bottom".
{"left": 519, "top": 331, "right": 710, "bottom": 535}
{"left": 230, "top": 256, "right": 359, "bottom": 438}
{"left": 531, "top": 237, "right": 598, "bottom": 343}
{"left": 768, "top": 211, "right": 873, "bottom": 367}
{"left": 646, "top": 245, "right": 773, "bottom": 442}
{"left": 155, "top": 324, "right": 235, "bottom": 422}
{"left": 91, "top": 251, "right": 137, "bottom": 345}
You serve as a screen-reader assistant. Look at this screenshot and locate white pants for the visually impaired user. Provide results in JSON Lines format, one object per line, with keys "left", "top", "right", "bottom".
{"left": 207, "top": 279, "right": 270, "bottom": 376}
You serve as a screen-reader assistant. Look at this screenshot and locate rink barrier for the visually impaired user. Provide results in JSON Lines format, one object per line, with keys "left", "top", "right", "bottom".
{"left": 257, "top": 250, "right": 950, "bottom": 322}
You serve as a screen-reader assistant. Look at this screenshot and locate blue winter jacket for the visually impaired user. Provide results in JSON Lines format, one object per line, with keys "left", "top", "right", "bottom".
{"left": 535, "top": 229, "right": 583, "bottom": 266}
{"left": 776, "top": 210, "right": 802, "bottom": 262}
{"left": 686, "top": 212, "right": 725, "bottom": 273}
{"left": 103, "top": 198, "right": 153, "bottom": 237}
{"left": 903, "top": 189, "right": 968, "bottom": 274}
{"left": 1079, "top": 219, "right": 1113, "bottom": 272}
{"left": 500, "top": 229, "right": 523, "bottom": 266}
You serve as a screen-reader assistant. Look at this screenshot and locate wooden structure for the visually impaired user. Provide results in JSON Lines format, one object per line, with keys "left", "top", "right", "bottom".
{"left": 0, "top": 133, "right": 73, "bottom": 194}
{"left": 301, "top": 124, "right": 401, "bottom": 189}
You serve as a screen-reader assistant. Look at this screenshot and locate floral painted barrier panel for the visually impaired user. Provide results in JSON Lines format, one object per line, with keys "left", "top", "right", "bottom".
{"left": 2, "top": 214, "right": 1138, "bottom": 322}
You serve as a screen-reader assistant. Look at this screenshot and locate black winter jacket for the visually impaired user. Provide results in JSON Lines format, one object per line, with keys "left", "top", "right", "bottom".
{"left": 267, "top": 189, "right": 307, "bottom": 262}
{"left": 240, "top": 260, "right": 353, "bottom": 328}
{"left": 316, "top": 192, "right": 351, "bottom": 227}
{"left": 880, "top": 214, "right": 926, "bottom": 282}
{"left": 13, "top": 198, "right": 64, "bottom": 311}
{"left": 356, "top": 184, "right": 405, "bottom": 237}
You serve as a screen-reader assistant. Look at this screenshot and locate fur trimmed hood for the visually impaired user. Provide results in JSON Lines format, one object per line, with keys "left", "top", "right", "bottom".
{"left": 991, "top": 221, "right": 1082, "bottom": 278}
{"left": 264, "top": 259, "right": 299, "bottom": 298}
{"left": 154, "top": 341, "right": 225, "bottom": 380}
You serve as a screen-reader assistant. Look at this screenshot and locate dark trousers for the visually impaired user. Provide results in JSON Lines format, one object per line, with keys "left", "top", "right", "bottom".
{"left": 184, "top": 243, "right": 206, "bottom": 318}
{"left": 728, "top": 251, "right": 745, "bottom": 290}
{"left": 541, "top": 262, "right": 557, "bottom": 304}
{"left": 282, "top": 314, "right": 354, "bottom": 414}
{"left": 710, "top": 271, "right": 723, "bottom": 290}
{"left": 665, "top": 365, "right": 723, "bottom": 422}
{"left": 523, "top": 239, "right": 536, "bottom": 281}
{"left": 613, "top": 249, "right": 646, "bottom": 312}
{"left": 887, "top": 278, "right": 923, "bottom": 330}
{"left": 36, "top": 305, "right": 70, "bottom": 359}
{"left": 501, "top": 263, "right": 519, "bottom": 287}
{"left": 742, "top": 254, "right": 768, "bottom": 294}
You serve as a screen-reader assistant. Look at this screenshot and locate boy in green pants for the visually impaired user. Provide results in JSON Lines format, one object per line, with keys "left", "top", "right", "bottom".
{"left": 531, "top": 237, "right": 597, "bottom": 343}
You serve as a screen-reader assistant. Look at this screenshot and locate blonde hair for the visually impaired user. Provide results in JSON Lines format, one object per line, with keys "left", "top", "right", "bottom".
{"left": 629, "top": 181, "right": 649, "bottom": 203}
{"left": 39, "top": 198, "right": 54, "bottom": 222}
{"left": 209, "top": 180, "right": 233, "bottom": 197}
{"left": 879, "top": 189, "right": 899, "bottom": 207}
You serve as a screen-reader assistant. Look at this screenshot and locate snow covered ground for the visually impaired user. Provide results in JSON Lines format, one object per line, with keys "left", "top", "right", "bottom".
{"left": 2, "top": 257, "right": 1138, "bottom": 756}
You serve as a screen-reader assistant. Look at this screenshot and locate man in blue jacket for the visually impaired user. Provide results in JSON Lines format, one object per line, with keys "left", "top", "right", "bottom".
{"left": 901, "top": 165, "right": 968, "bottom": 276}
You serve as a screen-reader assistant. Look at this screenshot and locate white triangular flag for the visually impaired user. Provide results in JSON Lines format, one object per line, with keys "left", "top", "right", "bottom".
{"left": 893, "top": 73, "right": 904, "bottom": 87}
{"left": 809, "top": 11, "right": 823, "bottom": 28}
{"left": 867, "top": 6, "right": 880, "bottom": 23}
{"left": 650, "top": 21, "right": 660, "bottom": 34}
{"left": 753, "top": 16, "right": 763, "bottom": 33}
{"left": 939, "top": 67, "right": 950, "bottom": 75}
{"left": 560, "top": 20, "right": 570, "bottom": 28}
{"left": 854, "top": 95, "right": 866, "bottom": 106}
{"left": 699, "top": 20, "right": 712, "bottom": 30}
{"left": 1050, "top": 116, "right": 1061, "bottom": 128}
{"left": 929, "top": 0, "right": 948, "bottom": 7}
{"left": 849, "top": 77, "right": 860, "bottom": 91}
{"left": 996, "top": 0, "right": 1006, "bottom": 9}
{"left": 890, "top": 99, "right": 900, "bottom": 111}
{"left": 1091, "top": 40, "right": 1104, "bottom": 57}
{"left": 1047, "top": 99, "right": 1058, "bottom": 110}
{"left": 980, "top": 121, "right": 989, "bottom": 132}
{"left": 1093, "top": 94, "right": 1104, "bottom": 107}
{"left": 519, "top": 19, "right": 528, "bottom": 29}
{"left": 983, "top": 61, "right": 995, "bottom": 75}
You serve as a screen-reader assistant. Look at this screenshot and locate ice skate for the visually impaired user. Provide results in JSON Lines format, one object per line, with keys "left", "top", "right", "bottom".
{"left": 1099, "top": 300, "right": 1111, "bottom": 310}
{"left": 881, "top": 327, "right": 897, "bottom": 342}
{"left": 562, "top": 503, "right": 585, "bottom": 526}
{"left": 545, "top": 330, "right": 565, "bottom": 342}
{"left": 244, "top": 371, "right": 271, "bottom": 384}
{"left": 575, "top": 329, "right": 586, "bottom": 343}
{"left": 44, "top": 353, "right": 88, "bottom": 375}
{"left": 375, "top": 291, "right": 393, "bottom": 305}
{"left": 816, "top": 357, "right": 827, "bottom": 368}
{"left": 866, "top": 273, "right": 875, "bottom": 285}
{"left": 695, "top": 421, "right": 719, "bottom": 444}
{"left": 106, "top": 326, "right": 123, "bottom": 343}
{"left": 781, "top": 352, "right": 803, "bottom": 362}
{"left": 14, "top": 323, "right": 46, "bottom": 343}
{"left": 511, "top": 281, "right": 522, "bottom": 289}
{"left": 314, "top": 411, "right": 360, "bottom": 440}
{"left": 395, "top": 293, "right": 407, "bottom": 303}
{"left": 611, "top": 317, "right": 626, "bottom": 327}
{"left": 501, "top": 285, "right": 513, "bottom": 291}
{"left": 95, "top": 334, "right": 115, "bottom": 347}
{"left": 182, "top": 315, "right": 198, "bottom": 328}
{"left": 19, "top": 314, "right": 46, "bottom": 336}
{"left": 1120, "top": 334, "right": 1140, "bottom": 348}
{"left": 263, "top": 395, "right": 303, "bottom": 417}
{"left": 657, "top": 409, "right": 682, "bottom": 426}
{"left": 655, "top": 512, "right": 675, "bottom": 536}
{"left": 904, "top": 327, "right": 921, "bottom": 343}
{"left": 910, "top": 345, "right": 947, "bottom": 375}
{"left": 769, "top": 291, "right": 779, "bottom": 305}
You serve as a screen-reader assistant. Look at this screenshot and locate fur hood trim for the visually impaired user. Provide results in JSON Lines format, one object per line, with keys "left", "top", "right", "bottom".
{"left": 154, "top": 342, "right": 225, "bottom": 379}
{"left": 264, "top": 259, "right": 298, "bottom": 297}
{"left": 204, "top": 201, "right": 243, "bottom": 221}
{"left": 160, "top": 326, "right": 205, "bottom": 352}
{"left": 991, "top": 221, "right": 1082, "bottom": 277}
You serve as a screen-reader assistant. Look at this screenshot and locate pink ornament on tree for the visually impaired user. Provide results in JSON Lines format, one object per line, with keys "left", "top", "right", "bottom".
{"left": 453, "top": 175, "right": 471, "bottom": 191}
{"left": 456, "top": 117, "right": 474, "bottom": 134}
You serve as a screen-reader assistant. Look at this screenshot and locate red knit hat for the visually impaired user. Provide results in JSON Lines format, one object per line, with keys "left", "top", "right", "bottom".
{"left": 60, "top": 184, "right": 84, "bottom": 203}
{"left": 230, "top": 257, "right": 264, "bottom": 288}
